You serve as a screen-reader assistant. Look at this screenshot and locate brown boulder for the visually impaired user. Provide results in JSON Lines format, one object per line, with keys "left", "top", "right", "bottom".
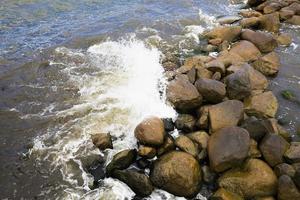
{"left": 259, "top": 12, "right": 280, "bottom": 33}
{"left": 274, "top": 163, "right": 296, "bottom": 177}
{"left": 211, "top": 188, "right": 243, "bottom": 200}
{"left": 252, "top": 52, "right": 280, "bottom": 76}
{"left": 240, "top": 10, "right": 263, "bottom": 18}
{"left": 276, "top": 33, "right": 292, "bottom": 46}
{"left": 187, "top": 131, "right": 210, "bottom": 149}
{"left": 286, "top": 15, "right": 300, "bottom": 25}
{"left": 91, "top": 133, "right": 113, "bottom": 150}
{"left": 229, "top": 40, "right": 262, "bottom": 62}
{"left": 241, "top": 116, "right": 268, "bottom": 140}
{"left": 208, "top": 126, "right": 250, "bottom": 172}
{"left": 206, "top": 60, "right": 226, "bottom": 74}
{"left": 279, "top": 9, "right": 295, "bottom": 20}
{"left": 175, "top": 135, "right": 199, "bottom": 157}
{"left": 175, "top": 114, "right": 197, "bottom": 133}
{"left": 204, "top": 26, "right": 242, "bottom": 42}
{"left": 240, "top": 17, "right": 261, "bottom": 28}
{"left": 284, "top": 142, "right": 300, "bottom": 163}
{"left": 278, "top": 175, "right": 300, "bottom": 200}
{"left": 263, "top": 2, "right": 282, "bottom": 14}
{"left": 150, "top": 151, "right": 202, "bottom": 197}
{"left": 157, "top": 135, "right": 175, "bottom": 156}
{"left": 134, "top": 117, "right": 165, "bottom": 146}
{"left": 195, "top": 78, "right": 226, "bottom": 103}
{"left": 138, "top": 146, "right": 156, "bottom": 159}
{"left": 209, "top": 100, "right": 244, "bottom": 132}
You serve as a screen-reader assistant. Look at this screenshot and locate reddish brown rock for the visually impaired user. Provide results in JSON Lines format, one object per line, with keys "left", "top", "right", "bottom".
{"left": 259, "top": 12, "right": 280, "bottom": 33}
{"left": 91, "top": 133, "right": 113, "bottom": 150}
{"left": 204, "top": 26, "right": 242, "bottom": 43}
{"left": 195, "top": 78, "right": 226, "bottom": 103}
{"left": 229, "top": 40, "right": 262, "bottom": 62}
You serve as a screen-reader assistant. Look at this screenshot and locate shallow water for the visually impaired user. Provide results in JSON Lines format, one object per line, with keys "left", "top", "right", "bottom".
{"left": 0, "top": 0, "right": 300, "bottom": 199}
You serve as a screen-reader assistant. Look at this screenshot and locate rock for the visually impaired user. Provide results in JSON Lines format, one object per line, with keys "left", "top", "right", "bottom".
{"left": 244, "top": 91, "right": 278, "bottom": 118}
{"left": 259, "top": 134, "right": 290, "bottom": 167}
{"left": 136, "top": 158, "right": 151, "bottom": 169}
{"left": 175, "top": 114, "right": 197, "bottom": 133}
{"left": 175, "top": 135, "right": 199, "bottom": 157}
{"left": 259, "top": 12, "right": 280, "bottom": 33}
{"left": 252, "top": 52, "right": 280, "bottom": 76}
{"left": 225, "top": 67, "right": 252, "bottom": 100}
{"left": 276, "top": 33, "right": 292, "bottom": 46}
{"left": 197, "top": 67, "right": 214, "bottom": 79}
{"left": 162, "top": 118, "right": 174, "bottom": 132}
{"left": 209, "top": 38, "right": 223, "bottom": 45}
{"left": 211, "top": 188, "right": 243, "bottom": 200}
{"left": 204, "top": 26, "right": 242, "bottom": 42}
{"left": 112, "top": 170, "right": 154, "bottom": 197}
{"left": 279, "top": 9, "right": 295, "bottom": 20}
{"left": 263, "top": 118, "right": 292, "bottom": 142}
{"left": 241, "top": 116, "right": 268, "bottom": 140}
{"left": 150, "top": 151, "right": 202, "bottom": 197}
{"left": 196, "top": 105, "right": 210, "bottom": 130}
{"left": 255, "top": 197, "right": 276, "bottom": 200}
{"left": 263, "top": 2, "right": 282, "bottom": 14}
{"left": 88, "top": 161, "right": 105, "bottom": 185}
{"left": 212, "top": 71, "right": 222, "bottom": 80}
{"left": 138, "top": 146, "right": 156, "bottom": 159}
{"left": 249, "top": 139, "right": 262, "bottom": 158}
{"left": 240, "top": 17, "right": 261, "bottom": 28}
{"left": 157, "top": 135, "right": 175, "bottom": 156}
{"left": 91, "top": 133, "right": 113, "bottom": 150}
{"left": 240, "top": 10, "right": 263, "bottom": 18}
{"left": 219, "top": 159, "right": 278, "bottom": 199}
{"left": 202, "top": 165, "right": 217, "bottom": 184}
{"left": 167, "top": 75, "right": 202, "bottom": 112}
{"left": 194, "top": 78, "right": 226, "bottom": 103}
{"left": 217, "top": 51, "right": 245, "bottom": 67}
{"left": 286, "top": 15, "right": 300, "bottom": 25}
{"left": 247, "top": 0, "right": 265, "bottom": 7}
{"left": 284, "top": 142, "right": 300, "bottom": 163}
{"left": 278, "top": 175, "right": 300, "bottom": 200}
{"left": 283, "top": 2, "right": 300, "bottom": 15}
{"left": 209, "top": 100, "right": 244, "bottom": 132}
{"left": 274, "top": 163, "right": 296, "bottom": 177}
{"left": 208, "top": 126, "right": 250, "bottom": 172}
{"left": 162, "top": 61, "right": 179, "bottom": 71}
{"left": 229, "top": 40, "right": 262, "bottom": 62}
{"left": 186, "top": 131, "right": 210, "bottom": 149}
{"left": 187, "top": 67, "right": 196, "bottom": 84}
{"left": 216, "top": 15, "right": 242, "bottom": 25}
{"left": 106, "top": 149, "right": 137, "bottom": 176}
{"left": 293, "top": 165, "right": 300, "bottom": 188}
{"left": 206, "top": 60, "right": 226, "bottom": 74}
{"left": 134, "top": 117, "right": 165, "bottom": 146}
{"left": 241, "top": 29, "right": 278, "bottom": 53}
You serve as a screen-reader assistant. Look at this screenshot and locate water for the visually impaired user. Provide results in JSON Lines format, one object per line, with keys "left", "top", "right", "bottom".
{"left": 0, "top": 0, "right": 300, "bottom": 199}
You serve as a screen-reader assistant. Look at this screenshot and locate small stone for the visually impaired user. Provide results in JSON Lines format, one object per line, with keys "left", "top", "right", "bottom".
{"left": 175, "top": 114, "right": 197, "bottom": 133}
{"left": 91, "top": 133, "right": 113, "bottom": 150}
{"left": 211, "top": 188, "right": 243, "bottom": 200}
{"left": 216, "top": 15, "right": 242, "bottom": 25}
{"left": 138, "top": 146, "right": 156, "bottom": 159}
{"left": 175, "top": 135, "right": 199, "bottom": 157}
{"left": 196, "top": 105, "right": 210, "bottom": 130}
{"left": 206, "top": 60, "right": 226, "bottom": 74}
{"left": 212, "top": 72, "right": 222, "bottom": 80}
{"left": 162, "top": 118, "right": 174, "bottom": 132}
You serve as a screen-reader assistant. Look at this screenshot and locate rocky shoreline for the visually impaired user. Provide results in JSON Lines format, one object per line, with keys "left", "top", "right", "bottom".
{"left": 90, "top": 0, "right": 300, "bottom": 199}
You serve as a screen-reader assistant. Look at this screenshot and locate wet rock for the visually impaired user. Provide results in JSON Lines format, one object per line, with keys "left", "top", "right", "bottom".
{"left": 219, "top": 159, "right": 278, "bottom": 199}
{"left": 240, "top": 17, "right": 261, "bottom": 28}
{"left": 88, "top": 161, "right": 105, "bottom": 185}
{"left": 247, "top": 0, "right": 265, "bottom": 7}
{"left": 212, "top": 71, "right": 222, "bottom": 80}
{"left": 136, "top": 158, "right": 151, "bottom": 169}
{"left": 187, "top": 67, "right": 197, "bottom": 84}
{"left": 186, "top": 131, "right": 210, "bottom": 149}
{"left": 216, "top": 15, "right": 242, "bottom": 25}
{"left": 196, "top": 105, "right": 210, "bottom": 130}
{"left": 211, "top": 188, "right": 243, "bottom": 200}
{"left": 284, "top": 142, "right": 300, "bottom": 163}
{"left": 91, "top": 133, "right": 113, "bottom": 150}
{"left": 263, "top": 118, "right": 292, "bottom": 142}
{"left": 279, "top": 9, "right": 295, "bottom": 20}
{"left": 283, "top": 2, "right": 300, "bottom": 15}
{"left": 162, "top": 61, "right": 179, "bottom": 71}
{"left": 202, "top": 165, "right": 217, "bottom": 184}
{"left": 134, "top": 117, "right": 165, "bottom": 146}
{"left": 138, "top": 146, "right": 156, "bottom": 159}
{"left": 274, "top": 163, "right": 296, "bottom": 177}
{"left": 106, "top": 149, "right": 137, "bottom": 176}
{"left": 259, "top": 12, "right": 280, "bottom": 33}
{"left": 150, "top": 151, "right": 202, "bottom": 197}
{"left": 249, "top": 139, "right": 262, "bottom": 158}
{"left": 252, "top": 52, "right": 280, "bottom": 76}
{"left": 276, "top": 33, "right": 292, "bottom": 46}
{"left": 167, "top": 75, "right": 202, "bottom": 112}
{"left": 194, "top": 78, "right": 226, "bottom": 103}
{"left": 293, "top": 165, "right": 300, "bottom": 188}
{"left": 204, "top": 26, "right": 242, "bottom": 43}
{"left": 112, "top": 170, "right": 154, "bottom": 197}
{"left": 162, "top": 118, "right": 174, "bottom": 132}
{"left": 175, "top": 114, "right": 197, "bottom": 133}
{"left": 263, "top": 2, "right": 282, "bottom": 14}
{"left": 156, "top": 135, "right": 175, "bottom": 156}
{"left": 175, "top": 135, "right": 199, "bottom": 157}
{"left": 217, "top": 51, "right": 245, "bottom": 67}
{"left": 206, "top": 60, "right": 226, "bottom": 74}
{"left": 208, "top": 126, "right": 250, "bottom": 172}
{"left": 278, "top": 175, "right": 300, "bottom": 200}
{"left": 259, "top": 134, "right": 290, "bottom": 167}
{"left": 244, "top": 91, "right": 278, "bottom": 118}
{"left": 241, "top": 29, "right": 278, "bottom": 53}
{"left": 241, "top": 116, "right": 268, "bottom": 140}
{"left": 229, "top": 40, "right": 262, "bottom": 62}
{"left": 240, "top": 10, "right": 263, "bottom": 18}
{"left": 209, "top": 100, "right": 244, "bottom": 132}
{"left": 209, "top": 38, "right": 223, "bottom": 45}
{"left": 286, "top": 15, "right": 300, "bottom": 25}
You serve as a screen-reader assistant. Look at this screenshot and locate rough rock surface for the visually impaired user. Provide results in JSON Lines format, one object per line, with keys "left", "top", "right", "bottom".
{"left": 91, "top": 133, "right": 113, "bottom": 150}
{"left": 195, "top": 78, "right": 226, "bottom": 103}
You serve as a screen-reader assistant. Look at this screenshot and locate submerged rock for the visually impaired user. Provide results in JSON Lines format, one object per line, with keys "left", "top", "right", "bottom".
{"left": 150, "top": 151, "right": 202, "bottom": 197}
{"left": 91, "top": 133, "right": 113, "bottom": 150}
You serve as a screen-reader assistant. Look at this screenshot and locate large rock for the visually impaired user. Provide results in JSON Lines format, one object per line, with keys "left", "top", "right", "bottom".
{"left": 242, "top": 64, "right": 268, "bottom": 90}
{"left": 204, "top": 26, "right": 242, "bottom": 43}
{"left": 278, "top": 175, "right": 300, "bottom": 200}
{"left": 244, "top": 91, "right": 278, "bottom": 118}
{"left": 240, "top": 17, "right": 261, "bottom": 28}
{"left": 284, "top": 142, "right": 300, "bottom": 163}
{"left": 241, "top": 116, "right": 268, "bottom": 140}
{"left": 252, "top": 52, "right": 280, "bottom": 76}
{"left": 276, "top": 33, "right": 292, "bottom": 46}
{"left": 134, "top": 117, "right": 165, "bottom": 146}
{"left": 229, "top": 40, "right": 262, "bottom": 62}
{"left": 219, "top": 159, "right": 278, "bottom": 199}
{"left": 175, "top": 135, "right": 199, "bottom": 157}
{"left": 259, "top": 12, "right": 280, "bottom": 33}
{"left": 91, "top": 133, "right": 113, "bottom": 150}
{"left": 209, "top": 100, "right": 244, "bottom": 132}
{"left": 206, "top": 60, "right": 226, "bottom": 74}
{"left": 150, "top": 151, "right": 202, "bottom": 197}
{"left": 259, "top": 134, "right": 290, "bottom": 167}
{"left": 286, "top": 15, "right": 300, "bottom": 25}
{"left": 138, "top": 145, "right": 156, "bottom": 159}
{"left": 208, "top": 126, "right": 250, "bottom": 172}
{"left": 112, "top": 170, "right": 154, "bottom": 197}
{"left": 195, "top": 78, "right": 226, "bottom": 103}
{"left": 167, "top": 75, "right": 202, "bottom": 112}
{"left": 175, "top": 114, "right": 197, "bottom": 133}
{"left": 211, "top": 188, "right": 243, "bottom": 200}
{"left": 106, "top": 149, "right": 137, "bottom": 176}
{"left": 241, "top": 29, "right": 278, "bottom": 53}
{"left": 284, "top": 2, "right": 300, "bottom": 15}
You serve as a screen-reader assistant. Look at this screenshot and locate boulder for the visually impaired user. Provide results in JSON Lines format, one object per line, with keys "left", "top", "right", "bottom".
{"left": 283, "top": 2, "right": 300, "bottom": 15}
{"left": 106, "top": 149, "right": 137, "bottom": 176}
{"left": 217, "top": 51, "right": 245, "bottom": 67}
{"left": 276, "top": 33, "right": 292, "bottom": 46}
{"left": 259, "top": 12, "right": 280, "bottom": 32}
{"left": 175, "top": 114, "right": 197, "bottom": 133}
{"left": 167, "top": 75, "right": 202, "bottom": 112}
{"left": 211, "top": 188, "right": 243, "bottom": 200}
{"left": 279, "top": 9, "right": 295, "bottom": 20}
{"left": 240, "top": 17, "right": 261, "bottom": 28}
{"left": 263, "top": 2, "right": 282, "bottom": 14}
{"left": 219, "top": 159, "right": 278, "bottom": 199}
{"left": 187, "top": 67, "right": 196, "bottom": 84}
{"left": 208, "top": 126, "right": 250, "bottom": 172}
{"left": 241, "top": 116, "right": 268, "bottom": 140}
{"left": 247, "top": 0, "right": 265, "bottom": 7}
{"left": 195, "top": 78, "right": 226, "bottom": 103}
{"left": 209, "top": 100, "right": 244, "bottom": 132}
{"left": 278, "top": 175, "right": 300, "bottom": 200}
{"left": 229, "top": 40, "right": 262, "bottom": 62}
{"left": 91, "top": 133, "right": 113, "bottom": 150}
{"left": 204, "top": 26, "right": 242, "bottom": 42}
{"left": 112, "top": 170, "right": 154, "bottom": 197}
{"left": 259, "top": 134, "right": 290, "bottom": 167}
{"left": 293, "top": 165, "right": 300, "bottom": 188}
{"left": 274, "top": 163, "right": 296, "bottom": 177}
{"left": 216, "top": 15, "right": 242, "bottom": 25}
{"left": 138, "top": 146, "right": 156, "bottom": 159}
{"left": 175, "top": 135, "right": 199, "bottom": 157}
{"left": 284, "top": 142, "right": 300, "bottom": 163}
{"left": 157, "top": 135, "right": 175, "bottom": 156}
{"left": 134, "top": 117, "right": 165, "bottom": 146}
{"left": 150, "top": 151, "right": 202, "bottom": 197}
{"left": 252, "top": 52, "right": 280, "bottom": 76}
{"left": 197, "top": 67, "right": 214, "bottom": 79}
{"left": 241, "top": 29, "right": 278, "bottom": 53}
{"left": 206, "top": 60, "right": 226, "bottom": 74}
{"left": 286, "top": 15, "right": 300, "bottom": 25}
{"left": 240, "top": 10, "right": 263, "bottom": 18}
{"left": 244, "top": 91, "right": 278, "bottom": 118}
{"left": 186, "top": 131, "right": 210, "bottom": 149}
